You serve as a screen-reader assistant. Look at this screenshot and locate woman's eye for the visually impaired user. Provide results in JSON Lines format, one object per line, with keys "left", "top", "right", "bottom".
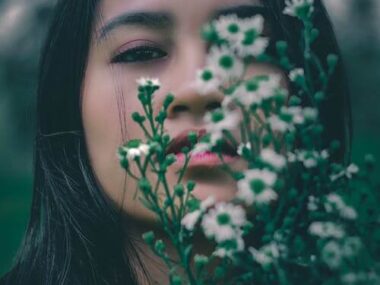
{"left": 111, "top": 46, "right": 168, "bottom": 64}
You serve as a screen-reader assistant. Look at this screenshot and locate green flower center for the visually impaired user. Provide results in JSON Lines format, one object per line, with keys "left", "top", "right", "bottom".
{"left": 250, "top": 179, "right": 265, "bottom": 194}
{"left": 219, "top": 55, "right": 234, "bottom": 70}
{"left": 202, "top": 70, "right": 214, "bottom": 81}
{"left": 242, "top": 29, "right": 258, "bottom": 46}
{"left": 217, "top": 213, "right": 231, "bottom": 225}
{"left": 228, "top": 23, "right": 239, "bottom": 34}
{"left": 211, "top": 110, "right": 225, "bottom": 123}
{"left": 246, "top": 80, "right": 259, "bottom": 92}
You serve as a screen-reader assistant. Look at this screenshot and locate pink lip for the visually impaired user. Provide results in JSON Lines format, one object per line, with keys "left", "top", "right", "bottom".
{"left": 175, "top": 151, "right": 237, "bottom": 167}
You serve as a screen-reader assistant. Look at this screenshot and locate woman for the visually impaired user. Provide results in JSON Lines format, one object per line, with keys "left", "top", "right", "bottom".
{"left": 1, "top": 0, "right": 351, "bottom": 284}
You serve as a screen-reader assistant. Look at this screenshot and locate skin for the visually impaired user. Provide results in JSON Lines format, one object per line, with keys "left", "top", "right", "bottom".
{"left": 81, "top": 0, "right": 289, "bottom": 282}
{"left": 82, "top": 0, "right": 288, "bottom": 223}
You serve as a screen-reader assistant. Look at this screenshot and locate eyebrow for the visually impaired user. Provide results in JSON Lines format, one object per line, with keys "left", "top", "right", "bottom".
{"left": 97, "top": 4, "right": 268, "bottom": 43}
{"left": 97, "top": 11, "right": 174, "bottom": 41}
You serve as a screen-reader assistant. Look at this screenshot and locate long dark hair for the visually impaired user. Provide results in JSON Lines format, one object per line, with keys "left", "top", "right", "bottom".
{"left": 1, "top": 0, "right": 351, "bottom": 284}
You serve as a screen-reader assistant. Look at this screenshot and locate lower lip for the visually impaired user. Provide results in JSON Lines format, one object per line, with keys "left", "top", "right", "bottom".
{"left": 175, "top": 151, "right": 237, "bottom": 167}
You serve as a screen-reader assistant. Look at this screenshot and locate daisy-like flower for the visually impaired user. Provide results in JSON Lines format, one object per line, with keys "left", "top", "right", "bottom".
{"left": 289, "top": 68, "right": 305, "bottom": 82}
{"left": 214, "top": 14, "right": 242, "bottom": 43}
{"left": 207, "top": 45, "right": 244, "bottom": 82}
{"left": 260, "top": 148, "right": 286, "bottom": 170}
{"left": 194, "top": 66, "right": 222, "bottom": 96}
{"left": 322, "top": 240, "right": 343, "bottom": 269}
{"left": 233, "top": 36, "right": 269, "bottom": 58}
{"left": 309, "top": 221, "right": 345, "bottom": 239}
{"left": 232, "top": 15, "right": 269, "bottom": 58}
{"left": 201, "top": 202, "right": 247, "bottom": 243}
{"left": 119, "top": 139, "right": 151, "bottom": 160}
{"left": 231, "top": 81, "right": 262, "bottom": 106}
{"left": 283, "top": 0, "right": 314, "bottom": 20}
{"left": 237, "top": 169, "right": 278, "bottom": 205}
{"left": 231, "top": 75, "right": 281, "bottom": 107}
{"left": 204, "top": 108, "right": 241, "bottom": 144}
{"left": 257, "top": 75, "right": 282, "bottom": 99}
{"left": 136, "top": 77, "right": 161, "bottom": 88}
{"left": 181, "top": 196, "right": 216, "bottom": 231}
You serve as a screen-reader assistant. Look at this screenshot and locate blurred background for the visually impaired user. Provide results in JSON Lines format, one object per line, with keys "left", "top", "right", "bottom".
{"left": 0, "top": 0, "right": 379, "bottom": 276}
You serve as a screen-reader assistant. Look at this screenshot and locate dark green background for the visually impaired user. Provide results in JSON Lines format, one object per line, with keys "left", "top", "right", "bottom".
{"left": 0, "top": 0, "right": 379, "bottom": 276}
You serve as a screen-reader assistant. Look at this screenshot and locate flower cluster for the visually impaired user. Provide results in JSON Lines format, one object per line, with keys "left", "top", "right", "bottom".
{"left": 115, "top": 1, "right": 380, "bottom": 284}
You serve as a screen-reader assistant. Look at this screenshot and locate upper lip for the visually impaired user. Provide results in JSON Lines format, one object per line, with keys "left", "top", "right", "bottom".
{"left": 166, "top": 129, "right": 237, "bottom": 156}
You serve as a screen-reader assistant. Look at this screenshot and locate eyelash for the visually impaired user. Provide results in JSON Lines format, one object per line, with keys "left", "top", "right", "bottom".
{"left": 111, "top": 45, "right": 168, "bottom": 64}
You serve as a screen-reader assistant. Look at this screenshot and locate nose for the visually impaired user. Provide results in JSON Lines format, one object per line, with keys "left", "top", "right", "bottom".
{"left": 165, "top": 36, "right": 224, "bottom": 121}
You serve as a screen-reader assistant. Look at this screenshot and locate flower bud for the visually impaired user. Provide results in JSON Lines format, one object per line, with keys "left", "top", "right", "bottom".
{"left": 155, "top": 240, "right": 166, "bottom": 253}
{"left": 142, "top": 231, "right": 155, "bottom": 245}
{"left": 327, "top": 54, "right": 338, "bottom": 72}
{"left": 138, "top": 178, "right": 152, "bottom": 194}
{"left": 187, "top": 180, "right": 196, "bottom": 192}
{"left": 174, "top": 184, "right": 185, "bottom": 197}
{"left": 163, "top": 93, "right": 174, "bottom": 109}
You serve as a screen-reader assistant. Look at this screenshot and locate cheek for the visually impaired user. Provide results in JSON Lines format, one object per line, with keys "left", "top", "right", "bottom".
{"left": 81, "top": 63, "right": 143, "bottom": 205}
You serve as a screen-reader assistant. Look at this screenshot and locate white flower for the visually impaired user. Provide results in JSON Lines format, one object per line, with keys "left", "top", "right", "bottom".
{"left": 325, "top": 193, "right": 357, "bottom": 220}
{"left": 207, "top": 45, "right": 244, "bottom": 82}
{"left": 307, "top": 195, "right": 319, "bottom": 211}
{"left": 260, "top": 148, "right": 286, "bottom": 170}
{"left": 309, "top": 221, "right": 345, "bottom": 239}
{"left": 240, "top": 15, "right": 265, "bottom": 35}
{"left": 120, "top": 140, "right": 151, "bottom": 160}
{"left": 232, "top": 15, "right": 269, "bottom": 57}
{"left": 194, "top": 67, "right": 222, "bottom": 96}
{"left": 214, "top": 14, "right": 242, "bottom": 43}
{"left": 303, "top": 107, "right": 318, "bottom": 121}
{"left": 289, "top": 68, "right": 304, "bottom": 82}
{"left": 181, "top": 210, "right": 202, "bottom": 231}
{"left": 231, "top": 82, "right": 262, "bottom": 106}
{"left": 249, "top": 243, "right": 280, "bottom": 267}
{"left": 233, "top": 36, "right": 269, "bottom": 58}
{"left": 201, "top": 202, "right": 246, "bottom": 243}
{"left": 342, "top": 237, "right": 362, "bottom": 257}
{"left": 213, "top": 235, "right": 245, "bottom": 258}
{"left": 237, "top": 169, "right": 278, "bottom": 205}
{"left": 268, "top": 115, "right": 292, "bottom": 133}
{"left": 231, "top": 75, "right": 280, "bottom": 107}
{"left": 268, "top": 105, "right": 309, "bottom": 133}
{"left": 283, "top": 0, "right": 314, "bottom": 19}
{"left": 330, "top": 163, "right": 359, "bottom": 181}
{"left": 204, "top": 109, "right": 241, "bottom": 145}
{"left": 257, "top": 75, "right": 281, "bottom": 100}
{"left": 136, "top": 77, "right": 161, "bottom": 88}
{"left": 181, "top": 196, "right": 216, "bottom": 231}
{"left": 322, "top": 240, "right": 343, "bottom": 269}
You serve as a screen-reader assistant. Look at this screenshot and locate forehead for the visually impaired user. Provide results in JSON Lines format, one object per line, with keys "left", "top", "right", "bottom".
{"left": 98, "top": 0, "right": 262, "bottom": 23}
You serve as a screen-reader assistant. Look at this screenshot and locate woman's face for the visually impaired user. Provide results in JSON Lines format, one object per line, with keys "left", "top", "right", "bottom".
{"left": 82, "top": 0, "right": 288, "bottom": 223}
